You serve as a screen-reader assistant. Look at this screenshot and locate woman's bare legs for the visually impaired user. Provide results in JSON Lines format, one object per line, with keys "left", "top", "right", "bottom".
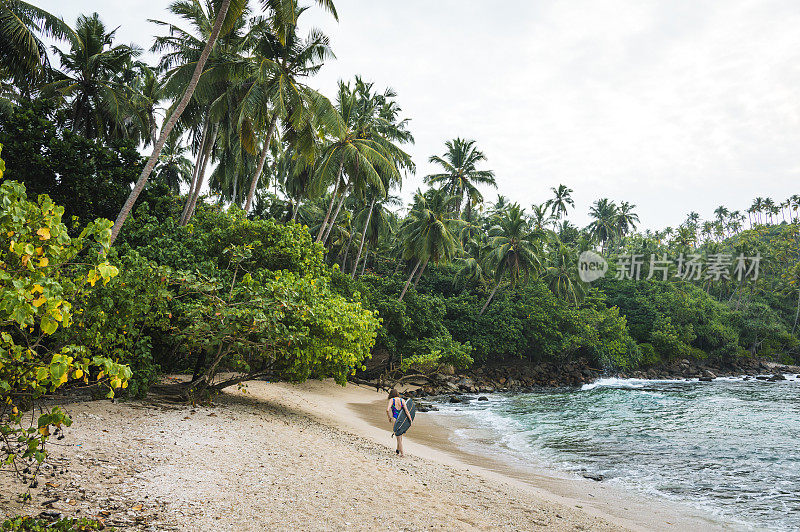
{"left": 396, "top": 434, "right": 405, "bottom": 457}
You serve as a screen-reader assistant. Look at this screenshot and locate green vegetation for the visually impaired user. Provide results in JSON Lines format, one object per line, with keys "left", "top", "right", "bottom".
{"left": 1, "top": 516, "right": 109, "bottom": 531}
{"left": 0, "top": 0, "right": 798, "bottom": 490}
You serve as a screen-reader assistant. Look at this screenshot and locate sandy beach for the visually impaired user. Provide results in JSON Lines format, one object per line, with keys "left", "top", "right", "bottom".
{"left": 0, "top": 379, "right": 732, "bottom": 531}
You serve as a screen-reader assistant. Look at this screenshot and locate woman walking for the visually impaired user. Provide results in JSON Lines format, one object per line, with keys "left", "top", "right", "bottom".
{"left": 386, "top": 389, "right": 412, "bottom": 456}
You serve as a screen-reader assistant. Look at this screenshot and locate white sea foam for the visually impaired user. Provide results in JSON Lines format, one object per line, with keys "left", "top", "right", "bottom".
{"left": 580, "top": 377, "right": 685, "bottom": 391}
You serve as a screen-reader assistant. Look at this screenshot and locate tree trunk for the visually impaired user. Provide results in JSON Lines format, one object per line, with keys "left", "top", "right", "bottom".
{"left": 323, "top": 184, "right": 348, "bottom": 245}
{"left": 110, "top": 0, "right": 232, "bottom": 245}
{"left": 341, "top": 230, "right": 355, "bottom": 270}
{"left": 291, "top": 200, "right": 300, "bottom": 221}
{"left": 181, "top": 122, "right": 217, "bottom": 226}
{"left": 413, "top": 258, "right": 428, "bottom": 288}
{"left": 479, "top": 283, "right": 500, "bottom": 315}
{"left": 793, "top": 289, "right": 800, "bottom": 335}
{"left": 352, "top": 197, "right": 375, "bottom": 277}
{"left": 315, "top": 160, "right": 345, "bottom": 242}
{"left": 181, "top": 116, "right": 210, "bottom": 224}
{"left": 360, "top": 247, "right": 368, "bottom": 277}
{"left": 243, "top": 114, "right": 278, "bottom": 212}
{"left": 186, "top": 342, "right": 229, "bottom": 399}
{"left": 392, "top": 258, "right": 402, "bottom": 276}
{"left": 398, "top": 259, "right": 421, "bottom": 302}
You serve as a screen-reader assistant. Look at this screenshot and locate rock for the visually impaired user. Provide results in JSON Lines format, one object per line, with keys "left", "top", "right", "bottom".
{"left": 582, "top": 473, "right": 604, "bottom": 482}
{"left": 440, "top": 364, "right": 455, "bottom": 375}
{"left": 769, "top": 374, "right": 786, "bottom": 381}
{"left": 448, "top": 395, "right": 462, "bottom": 403}
{"left": 698, "top": 376, "right": 713, "bottom": 382}
{"left": 478, "top": 396, "right": 488, "bottom": 401}
{"left": 755, "top": 376, "right": 769, "bottom": 381}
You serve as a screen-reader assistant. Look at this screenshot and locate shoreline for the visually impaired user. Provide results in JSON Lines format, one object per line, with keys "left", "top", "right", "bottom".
{"left": 0, "top": 378, "right": 738, "bottom": 530}
{"left": 270, "top": 379, "right": 733, "bottom": 532}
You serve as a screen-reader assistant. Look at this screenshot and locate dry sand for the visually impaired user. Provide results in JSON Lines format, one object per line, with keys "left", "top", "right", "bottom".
{"left": 0, "top": 378, "right": 734, "bottom": 531}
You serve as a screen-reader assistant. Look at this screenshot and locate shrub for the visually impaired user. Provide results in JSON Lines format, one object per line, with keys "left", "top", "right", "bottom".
{"left": 0, "top": 168, "right": 130, "bottom": 473}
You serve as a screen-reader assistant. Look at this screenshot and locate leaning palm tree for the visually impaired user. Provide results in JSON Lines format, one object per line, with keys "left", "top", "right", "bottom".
{"left": 110, "top": 0, "right": 245, "bottom": 244}
{"left": 151, "top": 0, "right": 252, "bottom": 223}
{"left": 0, "top": 1, "right": 72, "bottom": 87}
{"left": 398, "top": 189, "right": 463, "bottom": 302}
{"left": 424, "top": 138, "right": 496, "bottom": 217}
{"left": 482, "top": 203, "right": 543, "bottom": 314}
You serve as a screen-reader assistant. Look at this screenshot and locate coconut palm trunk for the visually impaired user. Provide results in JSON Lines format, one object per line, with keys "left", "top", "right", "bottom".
{"left": 323, "top": 184, "right": 349, "bottom": 245}
{"left": 352, "top": 197, "right": 375, "bottom": 277}
{"left": 793, "top": 289, "right": 800, "bottom": 336}
{"left": 340, "top": 230, "right": 355, "bottom": 270}
{"left": 243, "top": 114, "right": 278, "bottom": 212}
{"left": 398, "top": 259, "right": 421, "bottom": 302}
{"left": 110, "top": 0, "right": 233, "bottom": 245}
{"left": 181, "top": 122, "right": 217, "bottom": 226}
{"left": 413, "top": 257, "right": 428, "bottom": 288}
{"left": 360, "top": 247, "right": 368, "bottom": 277}
{"left": 181, "top": 116, "right": 210, "bottom": 223}
{"left": 316, "top": 160, "right": 345, "bottom": 242}
{"left": 479, "top": 283, "right": 500, "bottom": 315}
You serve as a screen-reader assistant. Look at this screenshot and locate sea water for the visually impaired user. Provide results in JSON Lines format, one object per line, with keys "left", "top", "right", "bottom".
{"left": 432, "top": 376, "right": 800, "bottom": 530}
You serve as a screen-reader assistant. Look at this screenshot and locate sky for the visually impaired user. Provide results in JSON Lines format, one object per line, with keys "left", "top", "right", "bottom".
{"left": 37, "top": 0, "right": 800, "bottom": 229}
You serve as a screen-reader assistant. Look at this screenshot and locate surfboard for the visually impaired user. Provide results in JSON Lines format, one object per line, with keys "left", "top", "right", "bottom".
{"left": 393, "top": 398, "right": 416, "bottom": 436}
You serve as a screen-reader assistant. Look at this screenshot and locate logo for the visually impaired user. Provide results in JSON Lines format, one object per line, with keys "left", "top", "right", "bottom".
{"left": 578, "top": 251, "right": 608, "bottom": 283}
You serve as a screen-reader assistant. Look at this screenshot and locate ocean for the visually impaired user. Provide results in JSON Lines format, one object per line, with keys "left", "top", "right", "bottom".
{"left": 431, "top": 376, "right": 800, "bottom": 530}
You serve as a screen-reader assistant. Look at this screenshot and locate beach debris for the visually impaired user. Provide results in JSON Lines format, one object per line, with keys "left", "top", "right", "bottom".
{"left": 582, "top": 473, "right": 604, "bottom": 482}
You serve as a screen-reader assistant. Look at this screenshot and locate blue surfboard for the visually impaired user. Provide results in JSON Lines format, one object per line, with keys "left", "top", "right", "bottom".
{"left": 393, "top": 398, "right": 416, "bottom": 436}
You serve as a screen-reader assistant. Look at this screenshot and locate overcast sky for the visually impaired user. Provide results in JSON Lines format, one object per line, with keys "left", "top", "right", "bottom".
{"left": 37, "top": 0, "right": 800, "bottom": 229}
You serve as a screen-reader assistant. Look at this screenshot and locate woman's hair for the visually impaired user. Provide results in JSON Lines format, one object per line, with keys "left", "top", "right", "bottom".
{"left": 388, "top": 389, "right": 399, "bottom": 398}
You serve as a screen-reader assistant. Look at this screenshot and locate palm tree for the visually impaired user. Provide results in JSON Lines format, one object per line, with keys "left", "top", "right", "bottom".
{"left": 351, "top": 191, "right": 399, "bottom": 277}
{"left": 543, "top": 242, "right": 585, "bottom": 306}
{"left": 482, "top": 204, "right": 542, "bottom": 314}
{"left": 751, "top": 197, "right": 764, "bottom": 225}
{"left": 530, "top": 202, "right": 553, "bottom": 233}
{"left": 587, "top": 198, "right": 618, "bottom": 253}
{"left": 398, "top": 189, "right": 463, "bottom": 302}
{"left": 313, "top": 78, "right": 412, "bottom": 244}
{"left": 110, "top": 0, "right": 245, "bottom": 244}
{"left": 454, "top": 234, "right": 490, "bottom": 287}
{"left": 152, "top": 134, "right": 193, "bottom": 194}
{"left": 151, "top": 0, "right": 250, "bottom": 222}
{"left": 424, "top": 138, "right": 496, "bottom": 217}
{"left": 616, "top": 201, "right": 639, "bottom": 239}
{"left": 549, "top": 184, "right": 574, "bottom": 220}
{"left": 790, "top": 194, "right": 800, "bottom": 223}
{"left": 239, "top": 3, "right": 335, "bottom": 213}
{"left": 45, "top": 13, "right": 147, "bottom": 141}
{"left": 763, "top": 198, "right": 776, "bottom": 225}
{"left": 0, "top": 1, "right": 72, "bottom": 87}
